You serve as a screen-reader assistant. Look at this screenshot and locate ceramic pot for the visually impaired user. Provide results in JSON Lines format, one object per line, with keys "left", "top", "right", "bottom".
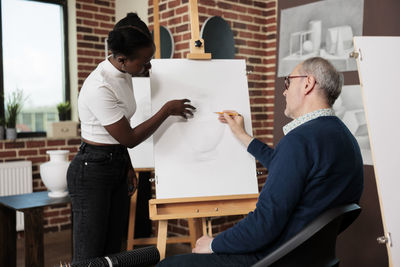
{"left": 40, "top": 150, "right": 70, "bottom": 198}
{"left": 6, "top": 128, "right": 17, "bottom": 140}
{"left": 0, "top": 126, "right": 4, "bottom": 140}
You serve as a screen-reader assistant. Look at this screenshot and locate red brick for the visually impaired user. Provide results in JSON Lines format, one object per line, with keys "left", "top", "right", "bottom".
{"left": 0, "top": 150, "right": 17, "bottom": 158}
{"left": 44, "top": 211, "right": 60, "bottom": 217}
{"left": 217, "top": 2, "right": 231, "bottom": 9}
{"left": 82, "top": 4, "right": 98, "bottom": 12}
{"left": 233, "top": 22, "right": 246, "bottom": 29}
{"left": 94, "top": 0, "right": 110, "bottom": 7}
{"left": 94, "top": 28, "right": 109, "bottom": 35}
{"left": 76, "top": 11, "right": 93, "bottom": 19}
{"left": 77, "top": 26, "right": 92, "bottom": 33}
{"left": 26, "top": 156, "right": 47, "bottom": 164}
{"left": 208, "top": 9, "right": 222, "bottom": 16}
{"left": 78, "top": 57, "right": 94, "bottom": 64}
{"left": 168, "top": 17, "right": 181, "bottom": 25}
{"left": 4, "top": 141, "right": 25, "bottom": 149}
{"left": 176, "top": 5, "right": 188, "bottom": 15}
{"left": 175, "top": 42, "right": 189, "bottom": 50}
{"left": 26, "top": 140, "right": 46, "bottom": 148}
{"left": 231, "top": 4, "right": 246, "bottom": 12}
{"left": 175, "top": 24, "right": 188, "bottom": 33}
{"left": 67, "top": 139, "right": 82, "bottom": 145}
{"left": 82, "top": 19, "right": 98, "bottom": 27}
{"left": 100, "top": 7, "right": 114, "bottom": 15}
{"left": 168, "top": 0, "right": 180, "bottom": 9}
{"left": 247, "top": 24, "right": 260, "bottom": 32}
{"left": 18, "top": 149, "right": 38, "bottom": 156}
{"left": 161, "top": 10, "right": 174, "bottom": 19}
{"left": 100, "top": 22, "right": 114, "bottom": 29}
{"left": 95, "top": 14, "right": 111, "bottom": 21}
{"left": 183, "top": 32, "right": 191, "bottom": 40}
{"left": 174, "top": 35, "right": 182, "bottom": 43}
{"left": 223, "top": 11, "right": 238, "bottom": 20}
{"left": 200, "top": 0, "right": 216, "bottom": 7}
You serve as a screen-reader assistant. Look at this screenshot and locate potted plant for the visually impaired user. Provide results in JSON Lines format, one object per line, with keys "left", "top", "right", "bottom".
{"left": 57, "top": 101, "right": 71, "bottom": 121}
{"left": 50, "top": 101, "right": 77, "bottom": 138}
{"left": 5, "top": 89, "right": 24, "bottom": 140}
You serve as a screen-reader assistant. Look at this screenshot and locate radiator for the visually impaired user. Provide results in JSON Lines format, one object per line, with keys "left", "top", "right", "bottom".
{"left": 0, "top": 161, "right": 33, "bottom": 231}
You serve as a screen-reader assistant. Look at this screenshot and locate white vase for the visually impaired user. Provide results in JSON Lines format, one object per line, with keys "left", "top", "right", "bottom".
{"left": 40, "top": 150, "right": 70, "bottom": 198}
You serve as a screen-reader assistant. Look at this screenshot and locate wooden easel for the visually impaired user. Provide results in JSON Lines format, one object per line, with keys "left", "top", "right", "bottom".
{"left": 150, "top": 194, "right": 258, "bottom": 259}
{"left": 145, "top": 0, "right": 259, "bottom": 260}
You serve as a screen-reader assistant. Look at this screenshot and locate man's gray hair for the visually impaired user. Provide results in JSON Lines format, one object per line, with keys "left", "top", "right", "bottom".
{"left": 300, "top": 57, "right": 344, "bottom": 106}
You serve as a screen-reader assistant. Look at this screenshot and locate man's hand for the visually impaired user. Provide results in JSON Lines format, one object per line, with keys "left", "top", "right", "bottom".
{"left": 127, "top": 168, "right": 137, "bottom": 196}
{"left": 192, "top": 235, "right": 214, "bottom": 254}
{"left": 218, "top": 110, "right": 253, "bottom": 147}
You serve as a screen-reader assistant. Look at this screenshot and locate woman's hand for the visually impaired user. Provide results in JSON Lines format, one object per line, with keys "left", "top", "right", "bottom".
{"left": 164, "top": 99, "right": 196, "bottom": 119}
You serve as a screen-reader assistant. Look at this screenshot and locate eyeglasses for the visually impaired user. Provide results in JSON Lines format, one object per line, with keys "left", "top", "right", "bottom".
{"left": 284, "top": 75, "right": 308, "bottom": 90}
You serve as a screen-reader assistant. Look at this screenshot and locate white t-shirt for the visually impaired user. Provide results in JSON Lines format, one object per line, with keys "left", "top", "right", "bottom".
{"left": 78, "top": 58, "right": 136, "bottom": 144}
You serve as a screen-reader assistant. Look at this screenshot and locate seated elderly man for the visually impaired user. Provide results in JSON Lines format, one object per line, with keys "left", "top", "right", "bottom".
{"left": 158, "top": 57, "right": 364, "bottom": 267}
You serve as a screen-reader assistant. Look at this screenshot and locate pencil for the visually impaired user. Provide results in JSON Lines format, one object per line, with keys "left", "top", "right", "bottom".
{"left": 214, "top": 112, "right": 239, "bottom": 116}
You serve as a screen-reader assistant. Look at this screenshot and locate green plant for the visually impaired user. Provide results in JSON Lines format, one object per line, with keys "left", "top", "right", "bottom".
{"left": 57, "top": 101, "right": 71, "bottom": 121}
{"left": 5, "top": 89, "right": 25, "bottom": 128}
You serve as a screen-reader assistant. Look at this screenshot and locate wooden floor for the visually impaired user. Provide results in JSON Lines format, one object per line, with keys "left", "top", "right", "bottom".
{"left": 16, "top": 229, "right": 192, "bottom": 267}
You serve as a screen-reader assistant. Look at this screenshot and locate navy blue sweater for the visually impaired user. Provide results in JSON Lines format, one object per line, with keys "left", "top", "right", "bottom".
{"left": 212, "top": 116, "right": 364, "bottom": 258}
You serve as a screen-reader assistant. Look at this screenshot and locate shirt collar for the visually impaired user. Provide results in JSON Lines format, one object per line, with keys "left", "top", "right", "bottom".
{"left": 103, "top": 56, "right": 130, "bottom": 79}
{"left": 283, "top": 108, "right": 335, "bottom": 135}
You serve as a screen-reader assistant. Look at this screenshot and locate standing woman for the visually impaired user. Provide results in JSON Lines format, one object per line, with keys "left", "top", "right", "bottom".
{"left": 67, "top": 13, "right": 195, "bottom": 263}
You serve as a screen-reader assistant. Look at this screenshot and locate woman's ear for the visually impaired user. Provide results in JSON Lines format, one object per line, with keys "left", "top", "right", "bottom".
{"left": 116, "top": 55, "right": 126, "bottom": 65}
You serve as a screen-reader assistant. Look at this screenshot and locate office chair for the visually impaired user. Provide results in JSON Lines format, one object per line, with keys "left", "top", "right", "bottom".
{"left": 252, "top": 203, "right": 361, "bottom": 267}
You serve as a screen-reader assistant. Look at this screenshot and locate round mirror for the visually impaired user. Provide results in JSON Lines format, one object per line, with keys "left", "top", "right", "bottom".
{"left": 200, "top": 16, "right": 235, "bottom": 59}
{"left": 152, "top": 26, "right": 174, "bottom": 58}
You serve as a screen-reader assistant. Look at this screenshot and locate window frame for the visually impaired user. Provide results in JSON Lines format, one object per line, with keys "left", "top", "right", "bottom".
{"left": 0, "top": 0, "right": 70, "bottom": 137}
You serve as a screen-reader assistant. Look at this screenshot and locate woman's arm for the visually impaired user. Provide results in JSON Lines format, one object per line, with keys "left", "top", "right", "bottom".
{"left": 104, "top": 99, "right": 195, "bottom": 148}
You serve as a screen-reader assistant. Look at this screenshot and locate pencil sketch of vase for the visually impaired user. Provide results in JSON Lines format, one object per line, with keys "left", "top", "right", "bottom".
{"left": 179, "top": 99, "right": 224, "bottom": 162}
{"left": 278, "top": 0, "right": 364, "bottom": 76}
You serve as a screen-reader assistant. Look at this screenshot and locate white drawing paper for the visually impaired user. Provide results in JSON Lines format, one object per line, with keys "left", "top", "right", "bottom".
{"left": 150, "top": 59, "right": 258, "bottom": 199}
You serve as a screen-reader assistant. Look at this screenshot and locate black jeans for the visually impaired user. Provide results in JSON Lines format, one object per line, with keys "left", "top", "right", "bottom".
{"left": 67, "top": 142, "right": 131, "bottom": 263}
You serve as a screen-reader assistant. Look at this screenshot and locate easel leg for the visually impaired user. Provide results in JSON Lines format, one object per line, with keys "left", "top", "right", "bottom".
{"left": 201, "top": 218, "right": 207, "bottom": 236}
{"left": 126, "top": 188, "right": 138, "bottom": 250}
{"left": 157, "top": 220, "right": 168, "bottom": 260}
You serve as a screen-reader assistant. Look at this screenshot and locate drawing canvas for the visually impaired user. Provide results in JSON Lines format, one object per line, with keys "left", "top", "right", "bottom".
{"left": 128, "top": 78, "right": 154, "bottom": 169}
{"left": 150, "top": 59, "right": 258, "bottom": 199}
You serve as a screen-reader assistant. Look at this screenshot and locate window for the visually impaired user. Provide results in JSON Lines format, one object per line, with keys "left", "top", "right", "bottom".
{"left": 0, "top": 0, "right": 69, "bottom": 136}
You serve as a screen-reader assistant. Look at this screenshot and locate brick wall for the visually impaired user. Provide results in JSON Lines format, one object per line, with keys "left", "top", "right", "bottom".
{"left": 148, "top": 0, "right": 278, "bottom": 236}
{"left": 76, "top": 0, "right": 116, "bottom": 89}
{"left": 0, "top": 0, "right": 116, "bottom": 234}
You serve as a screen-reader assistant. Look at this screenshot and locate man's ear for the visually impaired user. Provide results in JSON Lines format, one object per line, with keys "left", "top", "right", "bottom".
{"left": 304, "top": 75, "right": 317, "bottom": 95}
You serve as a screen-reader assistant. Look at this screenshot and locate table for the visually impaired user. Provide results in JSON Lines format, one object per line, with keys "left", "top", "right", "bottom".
{"left": 0, "top": 191, "right": 70, "bottom": 267}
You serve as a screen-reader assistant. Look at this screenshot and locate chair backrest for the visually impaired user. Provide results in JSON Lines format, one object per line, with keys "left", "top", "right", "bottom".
{"left": 252, "top": 203, "right": 361, "bottom": 267}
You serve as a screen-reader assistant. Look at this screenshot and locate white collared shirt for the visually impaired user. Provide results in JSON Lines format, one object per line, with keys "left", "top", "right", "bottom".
{"left": 283, "top": 108, "right": 335, "bottom": 135}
